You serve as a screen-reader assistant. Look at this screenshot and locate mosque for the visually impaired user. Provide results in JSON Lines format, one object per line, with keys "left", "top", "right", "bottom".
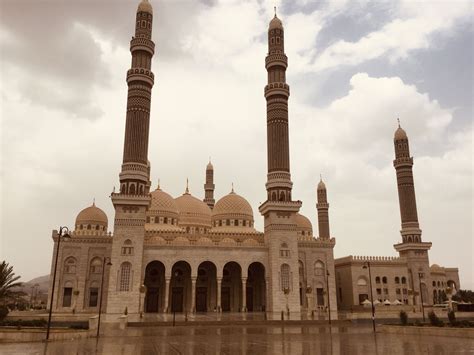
{"left": 47, "top": 0, "right": 460, "bottom": 318}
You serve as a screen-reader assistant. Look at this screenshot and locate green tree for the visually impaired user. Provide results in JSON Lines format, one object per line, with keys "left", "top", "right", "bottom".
{"left": 0, "top": 261, "right": 25, "bottom": 306}
{"left": 453, "top": 290, "right": 474, "bottom": 303}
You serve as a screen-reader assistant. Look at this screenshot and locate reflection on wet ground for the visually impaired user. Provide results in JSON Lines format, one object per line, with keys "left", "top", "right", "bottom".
{"left": 0, "top": 324, "right": 473, "bottom": 354}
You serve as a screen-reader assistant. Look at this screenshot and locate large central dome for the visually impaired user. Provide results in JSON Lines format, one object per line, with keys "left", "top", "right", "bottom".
{"left": 212, "top": 190, "right": 254, "bottom": 230}
{"left": 175, "top": 191, "right": 212, "bottom": 232}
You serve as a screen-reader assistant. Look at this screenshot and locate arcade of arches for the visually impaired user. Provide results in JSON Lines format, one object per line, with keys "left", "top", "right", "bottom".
{"left": 143, "top": 261, "right": 266, "bottom": 313}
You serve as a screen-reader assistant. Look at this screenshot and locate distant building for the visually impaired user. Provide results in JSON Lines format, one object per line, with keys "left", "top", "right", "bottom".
{"left": 47, "top": 0, "right": 460, "bottom": 317}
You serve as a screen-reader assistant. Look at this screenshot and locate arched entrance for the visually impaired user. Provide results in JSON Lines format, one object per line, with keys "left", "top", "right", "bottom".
{"left": 247, "top": 262, "right": 266, "bottom": 312}
{"left": 222, "top": 262, "right": 242, "bottom": 312}
{"left": 144, "top": 261, "right": 165, "bottom": 313}
{"left": 196, "top": 261, "right": 217, "bottom": 312}
{"left": 170, "top": 261, "right": 191, "bottom": 313}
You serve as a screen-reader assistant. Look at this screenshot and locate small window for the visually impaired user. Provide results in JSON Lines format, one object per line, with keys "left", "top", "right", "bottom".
{"left": 401, "top": 277, "right": 407, "bottom": 284}
{"left": 119, "top": 262, "right": 132, "bottom": 292}
{"left": 64, "top": 257, "right": 77, "bottom": 274}
{"left": 89, "top": 287, "right": 99, "bottom": 307}
{"left": 375, "top": 277, "right": 381, "bottom": 284}
{"left": 395, "top": 277, "right": 400, "bottom": 284}
{"left": 382, "top": 277, "right": 387, "bottom": 284}
{"left": 63, "top": 287, "right": 72, "bottom": 307}
{"left": 281, "top": 264, "right": 290, "bottom": 291}
{"left": 314, "top": 261, "right": 324, "bottom": 276}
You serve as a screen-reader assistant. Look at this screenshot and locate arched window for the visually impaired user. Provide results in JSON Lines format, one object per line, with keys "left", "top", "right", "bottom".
{"left": 375, "top": 277, "right": 381, "bottom": 284}
{"left": 119, "top": 262, "right": 132, "bottom": 291}
{"left": 64, "top": 257, "right": 77, "bottom": 274}
{"left": 382, "top": 277, "right": 387, "bottom": 284}
{"left": 90, "top": 257, "right": 102, "bottom": 274}
{"left": 87, "top": 224, "right": 91, "bottom": 230}
{"left": 314, "top": 261, "right": 324, "bottom": 276}
{"left": 281, "top": 264, "right": 290, "bottom": 291}
{"left": 395, "top": 277, "right": 400, "bottom": 284}
{"left": 121, "top": 239, "right": 133, "bottom": 255}
{"left": 401, "top": 277, "right": 407, "bottom": 284}
{"left": 89, "top": 281, "right": 99, "bottom": 307}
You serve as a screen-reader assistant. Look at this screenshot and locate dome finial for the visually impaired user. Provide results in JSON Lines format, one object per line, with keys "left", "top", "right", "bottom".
{"left": 397, "top": 117, "right": 401, "bottom": 128}
{"left": 274, "top": 6, "right": 277, "bottom": 17}
{"left": 231, "top": 182, "right": 235, "bottom": 194}
{"left": 320, "top": 173, "right": 323, "bottom": 182}
{"left": 157, "top": 178, "right": 161, "bottom": 190}
{"left": 93, "top": 197, "right": 95, "bottom": 206}
{"left": 185, "top": 178, "right": 189, "bottom": 194}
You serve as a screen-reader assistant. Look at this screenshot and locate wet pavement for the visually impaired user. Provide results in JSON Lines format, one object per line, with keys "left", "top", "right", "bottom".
{"left": 0, "top": 324, "right": 473, "bottom": 354}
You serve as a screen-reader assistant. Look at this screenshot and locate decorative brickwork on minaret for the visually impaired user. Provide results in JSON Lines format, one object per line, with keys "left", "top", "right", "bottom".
{"left": 263, "top": 14, "right": 293, "bottom": 202}
{"left": 393, "top": 124, "right": 422, "bottom": 243}
{"left": 316, "top": 178, "right": 330, "bottom": 239}
{"left": 393, "top": 122, "right": 433, "bottom": 307}
{"left": 204, "top": 160, "right": 215, "bottom": 209}
{"left": 119, "top": 0, "right": 155, "bottom": 196}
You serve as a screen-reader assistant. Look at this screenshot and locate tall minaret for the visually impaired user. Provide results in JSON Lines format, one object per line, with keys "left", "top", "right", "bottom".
{"left": 107, "top": 0, "right": 155, "bottom": 315}
{"left": 393, "top": 122, "right": 432, "bottom": 306}
{"left": 204, "top": 160, "right": 215, "bottom": 209}
{"left": 259, "top": 12, "right": 302, "bottom": 314}
{"left": 316, "top": 178, "right": 330, "bottom": 239}
{"left": 119, "top": 0, "right": 155, "bottom": 196}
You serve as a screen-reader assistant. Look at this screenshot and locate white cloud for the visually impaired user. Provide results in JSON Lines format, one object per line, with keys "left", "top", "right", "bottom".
{"left": 311, "top": 0, "right": 472, "bottom": 71}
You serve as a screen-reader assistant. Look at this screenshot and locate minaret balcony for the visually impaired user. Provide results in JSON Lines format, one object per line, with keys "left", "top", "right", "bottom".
{"left": 265, "top": 53, "right": 288, "bottom": 69}
{"left": 127, "top": 68, "right": 154, "bottom": 86}
{"left": 264, "top": 83, "right": 290, "bottom": 98}
{"left": 130, "top": 37, "right": 155, "bottom": 56}
{"left": 393, "top": 157, "right": 413, "bottom": 168}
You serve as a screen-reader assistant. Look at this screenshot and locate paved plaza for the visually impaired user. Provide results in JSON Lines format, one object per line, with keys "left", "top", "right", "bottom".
{"left": 1, "top": 324, "right": 473, "bottom": 355}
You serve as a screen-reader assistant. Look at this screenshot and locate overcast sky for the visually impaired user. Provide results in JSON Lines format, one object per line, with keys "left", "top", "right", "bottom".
{"left": 1, "top": 0, "right": 472, "bottom": 290}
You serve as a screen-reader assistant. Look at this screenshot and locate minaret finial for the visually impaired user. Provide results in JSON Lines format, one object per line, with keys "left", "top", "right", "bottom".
{"left": 209, "top": 156, "right": 211, "bottom": 163}
{"left": 185, "top": 178, "right": 189, "bottom": 194}
{"left": 93, "top": 197, "right": 95, "bottom": 206}
{"left": 231, "top": 182, "right": 234, "bottom": 193}
{"left": 397, "top": 117, "right": 401, "bottom": 128}
{"left": 274, "top": 6, "right": 277, "bottom": 16}
{"left": 157, "top": 178, "right": 160, "bottom": 190}
{"left": 320, "top": 174, "right": 322, "bottom": 182}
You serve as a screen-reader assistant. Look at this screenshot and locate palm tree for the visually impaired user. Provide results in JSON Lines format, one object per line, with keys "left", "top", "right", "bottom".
{"left": 0, "top": 261, "right": 25, "bottom": 306}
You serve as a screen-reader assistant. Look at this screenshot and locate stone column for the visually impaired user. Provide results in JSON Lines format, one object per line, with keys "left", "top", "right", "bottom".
{"left": 217, "top": 277, "right": 222, "bottom": 312}
{"left": 164, "top": 277, "right": 170, "bottom": 313}
{"left": 242, "top": 277, "right": 247, "bottom": 312}
{"left": 191, "top": 277, "right": 197, "bottom": 313}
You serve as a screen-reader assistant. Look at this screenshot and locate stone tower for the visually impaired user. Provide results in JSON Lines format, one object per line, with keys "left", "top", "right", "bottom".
{"left": 107, "top": 0, "right": 155, "bottom": 314}
{"left": 259, "top": 13, "right": 302, "bottom": 314}
{"left": 204, "top": 160, "right": 215, "bottom": 209}
{"left": 316, "top": 178, "right": 330, "bottom": 239}
{"left": 392, "top": 123, "right": 432, "bottom": 306}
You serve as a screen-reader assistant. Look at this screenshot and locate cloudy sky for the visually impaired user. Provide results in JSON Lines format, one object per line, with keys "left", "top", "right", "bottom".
{"left": 1, "top": 0, "right": 472, "bottom": 289}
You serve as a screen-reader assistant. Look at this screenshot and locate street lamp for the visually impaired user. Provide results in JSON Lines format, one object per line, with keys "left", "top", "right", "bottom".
{"left": 46, "top": 226, "right": 71, "bottom": 341}
{"left": 326, "top": 270, "right": 331, "bottom": 325}
{"left": 97, "top": 257, "right": 112, "bottom": 338}
{"left": 362, "top": 262, "right": 376, "bottom": 333}
{"left": 418, "top": 272, "right": 425, "bottom": 322}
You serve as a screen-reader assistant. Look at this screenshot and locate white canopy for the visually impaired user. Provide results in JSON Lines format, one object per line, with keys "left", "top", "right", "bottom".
{"left": 383, "top": 300, "right": 391, "bottom": 305}
{"left": 362, "top": 299, "right": 372, "bottom": 305}
{"left": 393, "top": 299, "right": 403, "bottom": 305}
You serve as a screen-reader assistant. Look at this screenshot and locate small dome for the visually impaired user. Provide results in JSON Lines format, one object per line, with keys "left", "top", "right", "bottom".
{"left": 146, "top": 187, "right": 181, "bottom": 231}
{"left": 269, "top": 15, "right": 283, "bottom": 30}
{"left": 212, "top": 190, "right": 255, "bottom": 231}
{"left": 175, "top": 192, "right": 212, "bottom": 229}
{"left": 295, "top": 213, "right": 312, "bottom": 235}
{"left": 137, "top": 0, "right": 153, "bottom": 14}
{"left": 430, "top": 264, "right": 441, "bottom": 269}
{"left": 75, "top": 203, "right": 108, "bottom": 230}
{"left": 394, "top": 127, "right": 408, "bottom": 140}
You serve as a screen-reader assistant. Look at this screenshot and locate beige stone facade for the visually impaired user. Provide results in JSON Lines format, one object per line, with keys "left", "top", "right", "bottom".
{"left": 46, "top": 1, "right": 460, "bottom": 319}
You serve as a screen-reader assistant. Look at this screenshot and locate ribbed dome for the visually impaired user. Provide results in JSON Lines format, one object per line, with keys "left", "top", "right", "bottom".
{"left": 137, "top": 0, "right": 153, "bottom": 14}
{"left": 175, "top": 192, "right": 212, "bottom": 228}
{"left": 149, "top": 187, "right": 179, "bottom": 215}
{"left": 295, "top": 213, "right": 312, "bottom": 235}
{"left": 269, "top": 15, "right": 283, "bottom": 30}
{"left": 394, "top": 127, "right": 407, "bottom": 140}
{"left": 75, "top": 203, "right": 108, "bottom": 233}
{"left": 213, "top": 192, "right": 253, "bottom": 219}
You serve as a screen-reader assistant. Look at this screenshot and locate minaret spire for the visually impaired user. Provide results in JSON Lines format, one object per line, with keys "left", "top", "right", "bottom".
{"left": 316, "top": 177, "right": 330, "bottom": 239}
{"left": 119, "top": 0, "right": 155, "bottom": 196}
{"left": 204, "top": 159, "right": 215, "bottom": 209}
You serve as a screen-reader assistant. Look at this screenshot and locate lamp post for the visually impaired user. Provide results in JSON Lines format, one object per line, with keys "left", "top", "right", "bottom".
{"left": 363, "top": 262, "right": 376, "bottom": 333}
{"left": 418, "top": 272, "right": 425, "bottom": 322}
{"left": 46, "top": 226, "right": 71, "bottom": 341}
{"left": 97, "top": 257, "right": 112, "bottom": 338}
{"left": 326, "top": 270, "right": 331, "bottom": 325}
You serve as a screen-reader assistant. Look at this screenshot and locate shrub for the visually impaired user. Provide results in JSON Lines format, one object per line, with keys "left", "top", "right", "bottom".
{"left": 0, "top": 319, "right": 47, "bottom": 327}
{"left": 399, "top": 310, "right": 408, "bottom": 326}
{"left": 428, "top": 311, "right": 443, "bottom": 327}
{"left": 448, "top": 310, "right": 456, "bottom": 326}
{"left": 0, "top": 306, "right": 9, "bottom": 321}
